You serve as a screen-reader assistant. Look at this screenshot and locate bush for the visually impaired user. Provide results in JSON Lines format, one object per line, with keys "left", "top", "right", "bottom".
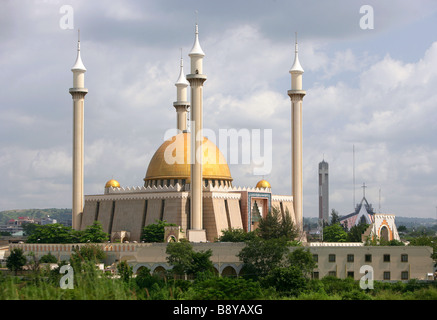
{"left": 341, "top": 289, "right": 373, "bottom": 300}
{"left": 40, "top": 252, "right": 58, "bottom": 263}
{"left": 185, "top": 277, "right": 263, "bottom": 300}
{"left": 261, "top": 266, "right": 307, "bottom": 296}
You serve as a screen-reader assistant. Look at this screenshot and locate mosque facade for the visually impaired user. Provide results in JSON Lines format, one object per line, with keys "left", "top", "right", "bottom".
{"left": 70, "top": 24, "right": 305, "bottom": 243}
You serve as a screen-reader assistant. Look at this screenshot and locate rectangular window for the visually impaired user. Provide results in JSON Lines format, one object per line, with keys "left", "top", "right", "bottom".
{"left": 313, "top": 254, "right": 318, "bottom": 263}
{"left": 401, "top": 254, "right": 408, "bottom": 262}
{"left": 383, "top": 254, "right": 390, "bottom": 262}
{"left": 328, "top": 271, "right": 337, "bottom": 277}
{"left": 312, "top": 272, "right": 319, "bottom": 280}
{"left": 347, "top": 254, "right": 354, "bottom": 262}
{"left": 401, "top": 271, "right": 409, "bottom": 280}
{"left": 365, "top": 254, "right": 372, "bottom": 262}
{"left": 347, "top": 271, "right": 354, "bottom": 278}
{"left": 328, "top": 254, "right": 336, "bottom": 262}
{"left": 383, "top": 271, "right": 391, "bottom": 280}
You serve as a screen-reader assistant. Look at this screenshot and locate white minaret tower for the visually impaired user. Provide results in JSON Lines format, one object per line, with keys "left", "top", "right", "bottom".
{"left": 288, "top": 33, "right": 305, "bottom": 233}
{"left": 186, "top": 22, "right": 207, "bottom": 242}
{"left": 173, "top": 54, "right": 190, "bottom": 132}
{"left": 69, "top": 30, "right": 88, "bottom": 230}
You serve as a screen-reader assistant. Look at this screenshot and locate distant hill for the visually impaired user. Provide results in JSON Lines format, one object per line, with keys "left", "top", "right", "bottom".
{"left": 304, "top": 215, "right": 437, "bottom": 229}
{"left": 0, "top": 208, "right": 72, "bottom": 225}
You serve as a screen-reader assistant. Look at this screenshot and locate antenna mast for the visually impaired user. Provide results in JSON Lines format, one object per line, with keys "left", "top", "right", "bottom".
{"left": 353, "top": 144, "right": 356, "bottom": 209}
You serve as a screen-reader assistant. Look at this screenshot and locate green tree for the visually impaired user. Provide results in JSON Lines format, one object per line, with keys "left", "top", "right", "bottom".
{"left": 141, "top": 220, "right": 177, "bottom": 243}
{"left": 287, "top": 247, "right": 317, "bottom": 279}
{"left": 6, "top": 248, "right": 27, "bottom": 275}
{"left": 262, "top": 265, "right": 307, "bottom": 296}
{"left": 70, "top": 244, "right": 106, "bottom": 266}
{"left": 117, "top": 261, "right": 133, "bottom": 283}
{"left": 256, "top": 206, "right": 298, "bottom": 241}
{"left": 347, "top": 223, "right": 369, "bottom": 242}
{"left": 26, "top": 223, "right": 78, "bottom": 244}
{"left": 323, "top": 223, "right": 347, "bottom": 242}
{"left": 22, "top": 223, "right": 39, "bottom": 236}
{"left": 238, "top": 237, "right": 289, "bottom": 279}
{"left": 166, "top": 240, "right": 214, "bottom": 277}
{"left": 330, "top": 209, "right": 340, "bottom": 225}
{"left": 39, "top": 252, "right": 58, "bottom": 263}
{"left": 188, "top": 277, "right": 263, "bottom": 300}
{"left": 217, "top": 228, "right": 255, "bottom": 242}
{"left": 78, "top": 221, "right": 109, "bottom": 243}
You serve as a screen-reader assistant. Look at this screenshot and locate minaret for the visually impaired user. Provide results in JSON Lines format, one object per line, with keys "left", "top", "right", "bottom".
{"left": 69, "top": 30, "right": 88, "bottom": 230}
{"left": 173, "top": 54, "right": 190, "bottom": 132}
{"left": 288, "top": 33, "right": 305, "bottom": 233}
{"left": 186, "top": 22, "right": 207, "bottom": 242}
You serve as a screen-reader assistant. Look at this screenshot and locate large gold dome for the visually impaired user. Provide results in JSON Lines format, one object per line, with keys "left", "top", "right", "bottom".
{"left": 144, "top": 132, "right": 233, "bottom": 185}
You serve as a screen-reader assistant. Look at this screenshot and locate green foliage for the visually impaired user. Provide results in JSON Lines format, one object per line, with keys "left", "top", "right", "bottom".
{"left": 256, "top": 206, "right": 298, "bottom": 241}
{"left": 26, "top": 223, "right": 78, "bottom": 244}
{"left": 185, "top": 277, "right": 263, "bottom": 300}
{"left": 323, "top": 223, "right": 347, "bottom": 242}
{"left": 39, "top": 252, "right": 58, "bottom": 263}
{"left": 287, "top": 247, "right": 317, "bottom": 279}
{"left": 262, "top": 265, "right": 307, "bottom": 296}
{"left": 117, "top": 261, "right": 133, "bottom": 283}
{"left": 217, "top": 228, "right": 256, "bottom": 242}
{"left": 70, "top": 244, "right": 106, "bottom": 271}
{"left": 6, "top": 248, "right": 27, "bottom": 275}
{"left": 135, "top": 267, "right": 164, "bottom": 290}
{"left": 141, "top": 220, "right": 177, "bottom": 243}
{"left": 165, "top": 240, "right": 214, "bottom": 277}
{"left": 347, "top": 223, "right": 369, "bottom": 242}
{"left": 78, "top": 221, "right": 109, "bottom": 243}
{"left": 25, "top": 221, "right": 109, "bottom": 244}
{"left": 238, "top": 237, "right": 289, "bottom": 279}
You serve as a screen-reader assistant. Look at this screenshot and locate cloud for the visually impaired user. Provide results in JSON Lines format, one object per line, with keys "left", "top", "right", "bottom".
{"left": 1, "top": 0, "right": 437, "bottom": 220}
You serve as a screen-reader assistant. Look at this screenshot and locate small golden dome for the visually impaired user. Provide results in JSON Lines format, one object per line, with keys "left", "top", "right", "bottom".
{"left": 256, "top": 179, "right": 271, "bottom": 189}
{"left": 105, "top": 179, "right": 120, "bottom": 188}
{"left": 144, "top": 132, "right": 233, "bottom": 183}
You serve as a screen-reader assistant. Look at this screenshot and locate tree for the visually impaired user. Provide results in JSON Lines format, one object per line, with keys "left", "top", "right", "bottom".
{"left": 287, "top": 247, "right": 317, "bottom": 279}
{"left": 256, "top": 206, "right": 298, "bottom": 241}
{"left": 78, "top": 221, "right": 109, "bottom": 243}
{"left": 117, "top": 261, "right": 133, "bottom": 283}
{"left": 323, "top": 223, "right": 347, "bottom": 242}
{"left": 217, "top": 228, "right": 255, "bottom": 242}
{"left": 330, "top": 209, "right": 340, "bottom": 225}
{"left": 166, "top": 240, "right": 214, "bottom": 277}
{"left": 6, "top": 248, "right": 27, "bottom": 275}
{"left": 347, "top": 223, "right": 369, "bottom": 242}
{"left": 238, "top": 237, "right": 289, "bottom": 279}
{"left": 40, "top": 252, "right": 58, "bottom": 263}
{"left": 26, "top": 223, "right": 78, "bottom": 244}
{"left": 141, "top": 220, "right": 177, "bottom": 243}
{"left": 70, "top": 244, "right": 106, "bottom": 266}
{"left": 262, "top": 265, "right": 307, "bottom": 296}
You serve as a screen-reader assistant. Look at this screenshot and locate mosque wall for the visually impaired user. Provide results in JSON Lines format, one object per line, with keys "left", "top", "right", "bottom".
{"left": 112, "top": 200, "right": 146, "bottom": 242}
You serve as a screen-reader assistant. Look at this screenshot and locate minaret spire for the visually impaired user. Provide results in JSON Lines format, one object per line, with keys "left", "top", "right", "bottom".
{"left": 288, "top": 32, "right": 306, "bottom": 236}
{"left": 69, "top": 30, "right": 88, "bottom": 230}
{"left": 173, "top": 50, "right": 190, "bottom": 132}
{"left": 187, "top": 18, "right": 207, "bottom": 242}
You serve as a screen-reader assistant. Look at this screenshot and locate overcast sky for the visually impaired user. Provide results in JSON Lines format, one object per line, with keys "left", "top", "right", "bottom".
{"left": 1, "top": 0, "right": 437, "bottom": 219}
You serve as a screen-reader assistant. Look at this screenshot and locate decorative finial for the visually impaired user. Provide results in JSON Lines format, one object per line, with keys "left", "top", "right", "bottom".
{"left": 290, "top": 31, "right": 304, "bottom": 73}
{"left": 77, "top": 29, "right": 81, "bottom": 51}
{"left": 72, "top": 28, "right": 86, "bottom": 71}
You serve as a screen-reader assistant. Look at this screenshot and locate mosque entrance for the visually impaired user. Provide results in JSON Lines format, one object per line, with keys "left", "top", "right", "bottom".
{"left": 380, "top": 226, "right": 389, "bottom": 242}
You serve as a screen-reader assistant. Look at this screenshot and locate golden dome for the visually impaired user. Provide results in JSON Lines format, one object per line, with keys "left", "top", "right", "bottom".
{"left": 105, "top": 179, "right": 120, "bottom": 188}
{"left": 144, "top": 132, "right": 233, "bottom": 183}
{"left": 256, "top": 179, "right": 271, "bottom": 189}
